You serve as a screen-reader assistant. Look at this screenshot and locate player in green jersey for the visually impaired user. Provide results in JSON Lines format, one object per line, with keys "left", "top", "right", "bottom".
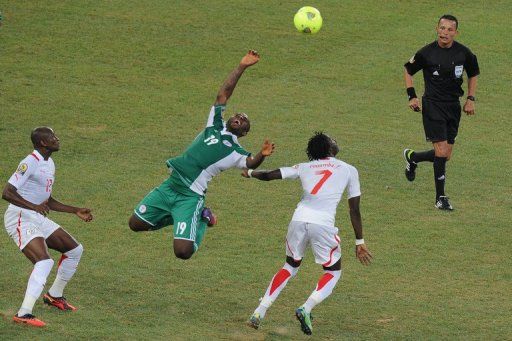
{"left": 128, "top": 50, "right": 274, "bottom": 260}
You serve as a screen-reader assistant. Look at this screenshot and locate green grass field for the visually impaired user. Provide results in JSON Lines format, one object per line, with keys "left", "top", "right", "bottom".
{"left": 1, "top": 1, "right": 511, "bottom": 339}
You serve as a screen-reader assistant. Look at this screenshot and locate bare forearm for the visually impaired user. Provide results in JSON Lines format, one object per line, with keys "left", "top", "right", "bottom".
{"left": 250, "top": 169, "right": 282, "bottom": 181}
{"left": 215, "top": 65, "right": 247, "bottom": 105}
{"left": 350, "top": 209, "right": 363, "bottom": 239}
{"left": 348, "top": 197, "right": 363, "bottom": 239}
{"left": 404, "top": 68, "right": 414, "bottom": 88}
{"left": 48, "top": 197, "right": 79, "bottom": 214}
{"left": 2, "top": 184, "right": 35, "bottom": 210}
{"left": 246, "top": 152, "right": 266, "bottom": 169}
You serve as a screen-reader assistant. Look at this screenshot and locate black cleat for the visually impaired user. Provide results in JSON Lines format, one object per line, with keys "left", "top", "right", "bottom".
{"left": 435, "top": 196, "right": 453, "bottom": 211}
{"left": 403, "top": 149, "right": 417, "bottom": 182}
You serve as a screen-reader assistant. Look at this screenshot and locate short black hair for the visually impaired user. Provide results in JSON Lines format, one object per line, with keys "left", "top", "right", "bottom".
{"left": 439, "top": 14, "right": 458, "bottom": 29}
{"left": 306, "top": 131, "right": 333, "bottom": 161}
{"left": 30, "top": 127, "right": 53, "bottom": 147}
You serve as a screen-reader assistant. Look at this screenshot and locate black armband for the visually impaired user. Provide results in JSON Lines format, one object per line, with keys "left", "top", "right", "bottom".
{"left": 406, "top": 87, "right": 417, "bottom": 100}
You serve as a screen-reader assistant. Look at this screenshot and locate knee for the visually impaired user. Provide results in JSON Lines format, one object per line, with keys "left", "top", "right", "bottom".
{"left": 173, "top": 239, "right": 195, "bottom": 260}
{"left": 324, "top": 259, "right": 342, "bottom": 271}
{"left": 67, "top": 244, "right": 83, "bottom": 259}
{"left": 128, "top": 216, "right": 137, "bottom": 231}
{"left": 129, "top": 215, "right": 145, "bottom": 232}
{"left": 38, "top": 258, "right": 54, "bottom": 268}
{"left": 174, "top": 249, "right": 194, "bottom": 260}
{"left": 286, "top": 256, "right": 301, "bottom": 268}
{"left": 286, "top": 257, "right": 301, "bottom": 277}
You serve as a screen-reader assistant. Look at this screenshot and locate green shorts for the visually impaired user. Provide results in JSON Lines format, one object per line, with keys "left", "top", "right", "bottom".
{"left": 134, "top": 177, "right": 207, "bottom": 251}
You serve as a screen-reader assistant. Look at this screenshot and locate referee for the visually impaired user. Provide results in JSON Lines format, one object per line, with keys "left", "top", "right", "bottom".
{"left": 402, "top": 14, "right": 480, "bottom": 210}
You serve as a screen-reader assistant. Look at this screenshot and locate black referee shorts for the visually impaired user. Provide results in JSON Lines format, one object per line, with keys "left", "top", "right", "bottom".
{"left": 421, "top": 97, "right": 461, "bottom": 144}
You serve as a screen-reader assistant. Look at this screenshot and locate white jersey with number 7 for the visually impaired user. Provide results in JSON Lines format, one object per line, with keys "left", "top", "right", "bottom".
{"left": 279, "top": 157, "right": 361, "bottom": 227}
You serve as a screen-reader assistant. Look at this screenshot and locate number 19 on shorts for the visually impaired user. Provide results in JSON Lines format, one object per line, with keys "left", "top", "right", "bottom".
{"left": 176, "top": 222, "right": 187, "bottom": 235}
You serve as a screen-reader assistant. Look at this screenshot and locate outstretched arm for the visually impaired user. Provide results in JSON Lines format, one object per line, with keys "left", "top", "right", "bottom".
{"left": 48, "top": 196, "right": 93, "bottom": 222}
{"left": 245, "top": 139, "right": 275, "bottom": 169}
{"left": 241, "top": 168, "right": 282, "bottom": 181}
{"left": 348, "top": 196, "right": 372, "bottom": 265}
{"left": 215, "top": 50, "right": 260, "bottom": 106}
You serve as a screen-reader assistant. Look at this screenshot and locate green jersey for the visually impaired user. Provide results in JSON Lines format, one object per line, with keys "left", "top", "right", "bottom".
{"left": 166, "top": 105, "right": 251, "bottom": 196}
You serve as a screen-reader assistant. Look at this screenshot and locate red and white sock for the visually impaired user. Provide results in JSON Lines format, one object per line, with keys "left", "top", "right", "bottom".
{"left": 18, "top": 258, "right": 54, "bottom": 316}
{"left": 48, "top": 244, "right": 83, "bottom": 298}
{"left": 254, "top": 263, "right": 299, "bottom": 318}
{"left": 302, "top": 270, "right": 341, "bottom": 313}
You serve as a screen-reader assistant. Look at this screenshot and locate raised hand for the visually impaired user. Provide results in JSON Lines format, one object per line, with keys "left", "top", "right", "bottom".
{"left": 240, "top": 50, "right": 260, "bottom": 68}
{"left": 260, "top": 139, "right": 275, "bottom": 156}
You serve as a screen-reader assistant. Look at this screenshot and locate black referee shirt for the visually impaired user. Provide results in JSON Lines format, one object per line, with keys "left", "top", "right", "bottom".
{"left": 404, "top": 41, "right": 480, "bottom": 102}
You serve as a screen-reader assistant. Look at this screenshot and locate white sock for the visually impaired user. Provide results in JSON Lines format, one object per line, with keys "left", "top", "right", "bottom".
{"left": 49, "top": 244, "right": 83, "bottom": 298}
{"left": 18, "top": 259, "right": 54, "bottom": 316}
{"left": 303, "top": 270, "right": 341, "bottom": 314}
{"left": 254, "top": 263, "right": 299, "bottom": 318}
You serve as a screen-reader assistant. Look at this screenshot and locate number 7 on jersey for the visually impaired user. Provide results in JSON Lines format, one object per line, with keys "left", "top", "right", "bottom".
{"left": 310, "top": 170, "right": 332, "bottom": 195}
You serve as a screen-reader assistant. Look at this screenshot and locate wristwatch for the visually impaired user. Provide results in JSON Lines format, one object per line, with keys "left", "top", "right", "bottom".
{"left": 467, "top": 95, "right": 476, "bottom": 101}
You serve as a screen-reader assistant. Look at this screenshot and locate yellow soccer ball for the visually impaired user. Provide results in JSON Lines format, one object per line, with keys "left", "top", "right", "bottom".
{"left": 294, "top": 6, "right": 323, "bottom": 34}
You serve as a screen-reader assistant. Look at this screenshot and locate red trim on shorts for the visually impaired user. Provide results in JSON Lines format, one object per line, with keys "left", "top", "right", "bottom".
{"left": 58, "top": 254, "right": 68, "bottom": 268}
{"left": 17, "top": 211, "right": 22, "bottom": 248}
{"left": 31, "top": 153, "right": 40, "bottom": 161}
{"left": 316, "top": 273, "right": 334, "bottom": 290}
{"left": 269, "top": 268, "right": 291, "bottom": 296}
{"left": 322, "top": 245, "right": 339, "bottom": 267}
{"left": 285, "top": 238, "right": 294, "bottom": 258}
{"left": 322, "top": 234, "right": 340, "bottom": 267}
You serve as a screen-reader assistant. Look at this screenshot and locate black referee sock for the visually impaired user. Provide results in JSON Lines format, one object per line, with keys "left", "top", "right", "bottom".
{"left": 433, "top": 156, "right": 447, "bottom": 200}
{"left": 411, "top": 149, "right": 435, "bottom": 163}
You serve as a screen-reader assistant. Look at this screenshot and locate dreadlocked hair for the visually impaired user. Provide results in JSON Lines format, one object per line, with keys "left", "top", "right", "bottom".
{"left": 306, "top": 131, "right": 332, "bottom": 161}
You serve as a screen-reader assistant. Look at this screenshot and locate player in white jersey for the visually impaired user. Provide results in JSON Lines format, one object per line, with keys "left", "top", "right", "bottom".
{"left": 2, "top": 127, "right": 93, "bottom": 327}
{"left": 244, "top": 132, "right": 372, "bottom": 335}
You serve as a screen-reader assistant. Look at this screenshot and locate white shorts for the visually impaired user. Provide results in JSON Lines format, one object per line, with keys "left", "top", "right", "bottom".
{"left": 4, "top": 205, "right": 60, "bottom": 250}
{"left": 285, "top": 221, "right": 341, "bottom": 267}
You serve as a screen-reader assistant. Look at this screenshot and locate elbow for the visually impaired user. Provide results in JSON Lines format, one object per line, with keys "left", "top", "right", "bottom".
{"left": 215, "top": 94, "right": 227, "bottom": 106}
{"left": 2, "top": 191, "right": 10, "bottom": 202}
{"left": 1, "top": 186, "right": 8, "bottom": 201}
{"left": 245, "top": 160, "right": 256, "bottom": 170}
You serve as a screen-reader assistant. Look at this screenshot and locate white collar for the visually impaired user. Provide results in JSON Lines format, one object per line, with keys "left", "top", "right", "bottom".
{"left": 221, "top": 127, "right": 240, "bottom": 144}
{"left": 32, "top": 150, "right": 45, "bottom": 161}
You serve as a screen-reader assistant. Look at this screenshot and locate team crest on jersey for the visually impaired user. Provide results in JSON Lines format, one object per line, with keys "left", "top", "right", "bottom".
{"left": 139, "top": 205, "right": 147, "bottom": 214}
{"left": 454, "top": 65, "right": 463, "bottom": 78}
{"left": 16, "top": 163, "right": 28, "bottom": 175}
{"left": 222, "top": 140, "right": 232, "bottom": 147}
